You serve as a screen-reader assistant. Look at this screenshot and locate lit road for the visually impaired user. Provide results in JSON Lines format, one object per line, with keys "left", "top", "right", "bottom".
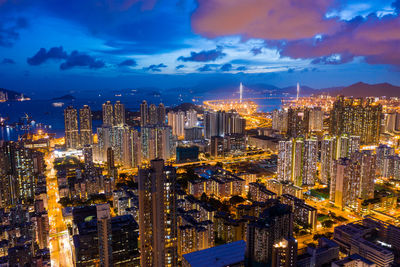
{"left": 173, "top": 151, "right": 272, "bottom": 168}
{"left": 45, "top": 152, "right": 74, "bottom": 267}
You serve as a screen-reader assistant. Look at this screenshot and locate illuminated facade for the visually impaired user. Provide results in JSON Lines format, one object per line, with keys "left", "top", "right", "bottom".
{"left": 64, "top": 106, "right": 79, "bottom": 149}
{"left": 79, "top": 105, "right": 93, "bottom": 147}
{"left": 330, "top": 96, "right": 382, "bottom": 145}
{"left": 138, "top": 159, "right": 178, "bottom": 267}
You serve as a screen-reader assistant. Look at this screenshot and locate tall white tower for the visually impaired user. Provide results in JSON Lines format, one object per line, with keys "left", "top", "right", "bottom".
{"left": 240, "top": 82, "right": 243, "bottom": 103}
{"left": 296, "top": 82, "right": 300, "bottom": 101}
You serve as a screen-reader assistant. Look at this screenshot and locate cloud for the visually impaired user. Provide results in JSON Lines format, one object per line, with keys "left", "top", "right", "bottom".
{"left": 251, "top": 47, "right": 262, "bottom": 55}
{"left": 143, "top": 63, "right": 167, "bottom": 72}
{"left": 0, "top": 17, "right": 28, "bottom": 47}
{"left": 1, "top": 58, "right": 15, "bottom": 64}
{"left": 281, "top": 13, "right": 400, "bottom": 65}
{"left": 178, "top": 47, "right": 226, "bottom": 62}
{"left": 311, "top": 53, "right": 354, "bottom": 65}
{"left": 220, "top": 63, "right": 232, "bottom": 71}
{"left": 27, "top": 46, "right": 68, "bottom": 65}
{"left": 60, "top": 51, "right": 105, "bottom": 70}
{"left": 197, "top": 64, "right": 213, "bottom": 72}
{"left": 118, "top": 59, "right": 137, "bottom": 67}
{"left": 287, "top": 68, "right": 295, "bottom": 73}
{"left": 192, "top": 0, "right": 400, "bottom": 66}
{"left": 176, "top": 64, "right": 185, "bottom": 70}
{"left": 236, "top": 66, "right": 247, "bottom": 71}
{"left": 192, "top": 0, "right": 339, "bottom": 40}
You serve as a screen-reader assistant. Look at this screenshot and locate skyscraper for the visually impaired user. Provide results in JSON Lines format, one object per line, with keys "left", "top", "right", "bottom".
{"left": 277, "top": 140, "right": 293, "bottom": 183}
{"left": 79, "top": 105, "right": 93, "bottom": 146}
{"left": 141, "top": 126, "right": 174, "bottom": 161}
{"left": 102, "top": 101, "right": 114, "bottom": 127}
{"left": 277, "top": 138, "right": 317, "bottom": 186}
{"left": 149, "top": 104, "right": 158, "bottom": 125}
{"left": 246, "top": 203, "right": 294, "bottom": 266}
{"left": 97, "top": 204, "right": 112, "bottom": 267}
{"left": 114, "top": 101, "right": 125, "bottom": 126}
{"left": 302, "top": 138, "right": 318, "bottom": 185}
{"left": 272, "top": 109, "right": 288, "bottom": 133}
{"left": 186, "top": 109, "right": 197, "bottom": 128}
{"left": 321, "top": 135, "right": 336, "bottom": 185}
{"left": 138, "top": 159, "right": 178, "bottom": 267}
{"left": 64, "top": 106, "right": 79, "bottom": 149}
{"left": 309, "top": 107, "right": 324, "bottom": 132}
{"left": 168, "top": 110, "right": 185, "bottom": 137}
{"left": 204, "top": 111, "right": 218, "bottom": 139}
{"left": 330, "top": 96, "right": 382, "bottom": 145}
{"left": 330, "top": 151, "right": 376, "bottom": 210}
{"left": 130, "top": 128, "right": 142, "bottom": 167}
{"left": 272, "top": 237, "right": 298, "bottom": 267}
{"left": 287, "top": 107, "right": 309, "bottom": 138}
{"left": 157, "top": 103, "right": 166, "bottom": 125}
{"left": 140, "top": 100, "right": 149, "bottom": 127}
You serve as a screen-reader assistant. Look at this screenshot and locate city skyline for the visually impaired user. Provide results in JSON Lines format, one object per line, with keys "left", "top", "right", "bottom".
{"left": 1, "top": 1, "right": 400, "bottom": 267}
{"left": 1, "top": 0, "right": 400, "bottom": 94}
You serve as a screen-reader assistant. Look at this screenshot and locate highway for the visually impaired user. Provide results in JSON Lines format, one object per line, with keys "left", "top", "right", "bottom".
{"left": 45, "top": 152, "right": 74, "bottom": 267}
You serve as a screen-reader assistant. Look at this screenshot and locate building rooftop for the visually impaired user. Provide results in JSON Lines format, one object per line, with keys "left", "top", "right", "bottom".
{"left": 333, "top": 254, "right": 375, "bottom": 267}
{"left": 182, "top": 240, "right": 246, "bottom": 267}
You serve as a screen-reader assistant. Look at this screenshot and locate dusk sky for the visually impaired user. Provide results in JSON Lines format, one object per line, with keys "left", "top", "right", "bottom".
{"left": 1, "top": 0, "right": 400, "bottom": 95}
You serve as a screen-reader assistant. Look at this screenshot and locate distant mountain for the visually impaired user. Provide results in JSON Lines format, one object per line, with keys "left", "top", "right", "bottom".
{"left": 329, "top": 82, "right": 400, "bottom": 97}
{"left": 52, "top": 94, "right": 76, "bottom": 101}
{"left": 0, "top": 88, "right": 28, "bottom": 100}
{"left": 168, "top": 103, "right": 204, "bottom": 114}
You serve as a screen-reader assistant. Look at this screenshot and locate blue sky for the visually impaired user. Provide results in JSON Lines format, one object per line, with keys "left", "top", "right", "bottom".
{"left": 0, "top": 0, "right": 400, "bottom": 96}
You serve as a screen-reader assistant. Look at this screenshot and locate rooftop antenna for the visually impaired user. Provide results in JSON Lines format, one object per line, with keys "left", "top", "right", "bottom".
{"left": 296, "top": 82, "right": 300, "bottom": 101}
{"left": 240, "top": 82, "right": 243, "bottom": 103}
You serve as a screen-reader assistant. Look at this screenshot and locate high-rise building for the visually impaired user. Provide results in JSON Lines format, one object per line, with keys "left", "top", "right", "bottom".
{"left": 382, "top": 155, "right": 400, "bottom": 179}
{"left": 73, "top": 211, "right": 140, "bottom": 267}
{"left": 114, "top": 101, "right": 125, "bottom": 126}
{"left": 277, "top": 138, "right": 317, "bottom": 186}
{"left": 272, "top": 237, "right": 298, "bottom": 267}
{"left": 106, "top": 147, "right": 117, "bottom": 178}
{"left": 186, "top": 109, "right": 197, "bottom": 128}
{"left": 2, "top": 142, "right": 38, "bottom": 204}
{"left": 79, "top": 105, "right": 93, "bottom": 146}
{"left": 225, "top": 111, "right": 246, "bottom": 135}
{"left": 97, "top": 204, "right": 112, "bottom": 267}
{"left": 302, "top": 138, "right": 318, "bottom": 185}
{"left": 138, "top": 159, "right": 178, "bottom": 267}
{"left": 149, "top": 104, "right": 158, "bottom": 125}
{"left": 321, "top": 135, "right": 335, "bottom": 185}
{"left": 309, "top": 107, "right": 324, "bottom": 132}
{"left": 0, "top": 145, "right": 13, "bottom": 208}
{"left": 184, "top": 127, "right": 203, "bottom": 141}
{"left": 376, "top": 145, "right": 395, "bottom": 176}
{"left": 330, "top": 96, "right": 382, "bottom": 145}
{"left": 140, "top": 100, "right": 149, "bottom": 127}
{"left": 157, "top": 103, "right": 166, "bottom": 125}
{"left": 168, "top": 110, "right": 185, "bottom": 137}
{"left": 272, "top": 109, "right": 288, "bottom": 133}
{"left": 277, "top": 140, "right": 293, "bottom": 183}
{"left": 130, "top": 128, "right": 142, "bottom": 167}
{"left": 102, "top": 101, "right": 114, "bottom": 127}
{"left": 330, "top": 151, "right": 376, "bottom": 210}
{"left": 246, "top": 203, "right": 294, "bottom": 266}
{"left": 287, "top": 107, "right": 310, "bottom": 138}
{"left": 64, "top": 106, "right": 79, "bottom": 149}
{"left": 204, "top": 111, "right": 218, "bottom": 139}
{"left": 141, "top": 125, "right": 174, "bottom": 161}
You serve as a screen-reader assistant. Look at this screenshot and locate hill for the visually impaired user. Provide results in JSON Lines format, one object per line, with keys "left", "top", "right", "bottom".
{"left": 329, "top": 82, "right": 400, "bottom": 97}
